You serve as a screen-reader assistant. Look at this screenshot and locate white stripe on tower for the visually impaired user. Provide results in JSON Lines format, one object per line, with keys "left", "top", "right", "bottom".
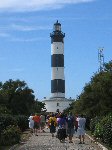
{"left": 50, "top": 20, "right": 65, "bottom": 98}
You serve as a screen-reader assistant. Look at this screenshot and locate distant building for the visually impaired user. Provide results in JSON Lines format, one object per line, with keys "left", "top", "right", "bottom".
{"left": 42, "top": 21, "right": 74, "bottom": 112}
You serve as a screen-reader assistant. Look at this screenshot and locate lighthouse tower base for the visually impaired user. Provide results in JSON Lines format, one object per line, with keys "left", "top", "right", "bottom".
{"left": 42, "top": 97, "right": 74, "bottom": 113}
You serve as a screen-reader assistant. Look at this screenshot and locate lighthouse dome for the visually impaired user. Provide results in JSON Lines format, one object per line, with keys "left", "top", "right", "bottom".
{"left": 54, "top": 20, "right": 61, "bottom": 31}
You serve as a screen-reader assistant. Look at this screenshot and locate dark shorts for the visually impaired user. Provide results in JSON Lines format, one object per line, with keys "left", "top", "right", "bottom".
{"left": 67, "top": 128, "right": 75, "bottom": 136}
{"left": 34, "top": 122, "right": 40, "bottom": 129}
{"left": 40, "top": 122, "right": 45, "bottom": 127}
{"left": 50, "top": 125, "right": 56, "bottom": 133}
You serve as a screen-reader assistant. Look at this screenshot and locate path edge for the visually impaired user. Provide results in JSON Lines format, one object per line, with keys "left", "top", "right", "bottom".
{"left": 85, "top": 133, "right": 108, "bottom": 150}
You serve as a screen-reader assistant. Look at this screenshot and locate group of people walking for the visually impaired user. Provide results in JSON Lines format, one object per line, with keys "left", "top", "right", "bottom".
{"left": 28, "top": 112, "right": 86, "bottom": 144}
{"left": 28, "top": 113, "right": 46, "bottom": 136}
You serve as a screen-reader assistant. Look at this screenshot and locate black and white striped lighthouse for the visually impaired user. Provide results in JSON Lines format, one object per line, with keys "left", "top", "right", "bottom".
{"left": 42, "top": 21, "right": 74, "bottom": 112}
{"left": 50, "top": 20, "right": 65, "bottom": 98}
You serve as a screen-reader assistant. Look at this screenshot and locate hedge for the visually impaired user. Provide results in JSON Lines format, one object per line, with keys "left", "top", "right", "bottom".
{"left": 0, "top": 115, "right": 29, "bottom": 146}
{"left": 90, "top": 113, "right": 112, "bottom": 148}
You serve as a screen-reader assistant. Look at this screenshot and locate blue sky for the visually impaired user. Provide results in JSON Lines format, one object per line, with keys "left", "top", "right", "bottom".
{"left": 0, "top": 0, "right": 112, "bottom": 100}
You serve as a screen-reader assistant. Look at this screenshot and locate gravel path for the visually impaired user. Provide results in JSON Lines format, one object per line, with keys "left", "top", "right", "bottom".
{"left": 14, "top": 129, "right": 102, "bottom": 150}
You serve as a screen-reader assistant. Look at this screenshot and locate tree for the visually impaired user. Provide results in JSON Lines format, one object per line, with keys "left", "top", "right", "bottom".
{"left": 64, "top": 61, "right": 112, "bottom": 118}
{"left": 104, "top": 60, "right": 112, "bottom": 72}
{"left": 0, "top": 79, "right": 45, "bottom": 115}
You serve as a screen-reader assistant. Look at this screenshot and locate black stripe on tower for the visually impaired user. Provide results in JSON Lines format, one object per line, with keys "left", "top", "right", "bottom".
{"left": 51, "top": 54, "right": 64, "bottom": 67}
{"left": 50, "top": 32, "right": 65, "bottom": 43}
{"left": 51, "top": 79, "right": 65, "bottom": 93}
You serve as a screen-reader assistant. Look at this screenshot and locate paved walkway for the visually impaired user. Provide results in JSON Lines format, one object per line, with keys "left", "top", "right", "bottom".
{"left": 14, "top": 129, "right": 102, "bottom": 150}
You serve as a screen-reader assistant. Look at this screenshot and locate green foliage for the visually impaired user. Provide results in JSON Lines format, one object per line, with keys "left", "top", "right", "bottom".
{"left": 0, "top": 106, "right": 12, "bottom": 115}
{"left": 0, "top": 79, "right": 45, "bottom": 146}
{"left": 32, "top": 100, "right": 46, "bottom": 113}
{"left": 102, "top": 114, "right": 112, "bottom": 147}
{"left": 90, "top": 114, "right": 112, "bottom": 148}
{"left": 90, "top": 117, "right": 100, "bottom": 133}
{"left": 94, "top": 122, "right": 103, "bottom": 139}
{"left": 15, "top": 115, "right": 29, "bottom": 132}
{"left": 64, "top": 61, "right": 112, "bottom": 118}
{"left": 0, "top": 79, "right": 45, "bottom": 115}
{"left": 0, "top": 115, "right": 29, "bottom": 146}
{"left": 0, "top": 115, "right": 28, "bottom": 137}
{"left": 0, "top": 125, "right": 21, "bottom": 146}
{"left": 0, "top": 115, "right": 17, "bottom": 135}
{"left": 104, "top": 60, "right": 112, "bottom": 72}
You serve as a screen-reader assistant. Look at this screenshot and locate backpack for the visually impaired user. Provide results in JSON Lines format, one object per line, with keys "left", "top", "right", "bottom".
{"left": 51, "top": 119, "right": 55, "bottom": 126}
{"left": 67, "top": 116, "right": 74, "bottom": 128}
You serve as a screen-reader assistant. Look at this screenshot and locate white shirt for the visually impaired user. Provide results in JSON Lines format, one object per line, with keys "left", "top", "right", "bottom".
{"left": 78, "top": 117, "right": 86, "bottom": 129}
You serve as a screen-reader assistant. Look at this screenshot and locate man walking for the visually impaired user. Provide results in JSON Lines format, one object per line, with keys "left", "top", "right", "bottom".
{"left": 33, "top": 113, "right": 41, "bottom": 136}
{"left": 66, "top": 112, "right": 75, "bottom": 143}
{"left": 77, "top": 114, "right": 86, "bottom": 144}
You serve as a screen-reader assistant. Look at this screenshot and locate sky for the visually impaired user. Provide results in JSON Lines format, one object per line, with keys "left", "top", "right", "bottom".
{"left": 0, "top": 0, "right": 112, "bottom": 100}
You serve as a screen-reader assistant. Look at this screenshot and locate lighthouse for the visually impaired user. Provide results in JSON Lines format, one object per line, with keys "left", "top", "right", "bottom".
{"left": 42, "top": 21, "right": 73, "bottom": 112}
{"left": 50, "top": 20, "right": 65, "bottom": 98}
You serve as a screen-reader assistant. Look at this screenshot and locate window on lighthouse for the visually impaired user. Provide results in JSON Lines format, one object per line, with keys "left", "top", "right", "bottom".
{"left": 55, "top": 25, "right": 61, "bottom": 31}
{"left": 57, "top": 103, "right": 59, "bottom": 106}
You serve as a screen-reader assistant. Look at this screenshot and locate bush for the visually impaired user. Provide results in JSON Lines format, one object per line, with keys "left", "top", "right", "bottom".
{"left": 0, "top": 125, "right": 21, "bottom": 146}
{"left": 15, "top": 115, "right": 29, "bottom": 131}
{"left": 0, "top": 115, "right": 29, "bottom": 134}
{"left": 91, "top": 114, "right": 112, "bottom": 148}
{"left": 0, "top": 115, "right": 29, "bottom": 146}
{"left": 102, "top": 115, "right": 112, "bottom": 147}
{"left": 90, "top": 116, "right": 100, "bottom": 133}
{"left": 0, "top": 114, "right": 29, "bottom": 145}
{"left": 0, "top": 106, "right": 12, "bottom": 115}
{"left": 85, "top": 117, "right": 91, "bottom": 130}
{"left": 93, "top": 122, "right": 103, "bottom": 139}
{"left": 0, "top": 115, "right": 17, "bottom": 136}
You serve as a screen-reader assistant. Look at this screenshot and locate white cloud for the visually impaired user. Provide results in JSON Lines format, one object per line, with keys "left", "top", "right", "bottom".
{"left": 0, "top": 0, "right": 95, "bottom": 12}
{"left": 0, "top": 24, "right": 51, "bottom": 32}
{"left": 11, "top": 24, "right": 51, "bottom": 31}
{"left": 0, "top": 24, "right": 50, "bottom": 41}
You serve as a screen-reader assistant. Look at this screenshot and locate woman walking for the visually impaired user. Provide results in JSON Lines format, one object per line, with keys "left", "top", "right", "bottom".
{"left": 28, "top": 114, "right": 34, "bottom": 133}
{"left": 57, "top": 114, "right": 67, "bottom": 142}
{"left": 48, "top": 114, "right": 57, "bottom": 137}
{"left": 33, "top": 113, "right": 41, "bottom": 136}
{"left": 77, "top": 114, "right": 86, "bottom": 144}
{"left": 66, "top": 112, "right": 75, "bottom": 143}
